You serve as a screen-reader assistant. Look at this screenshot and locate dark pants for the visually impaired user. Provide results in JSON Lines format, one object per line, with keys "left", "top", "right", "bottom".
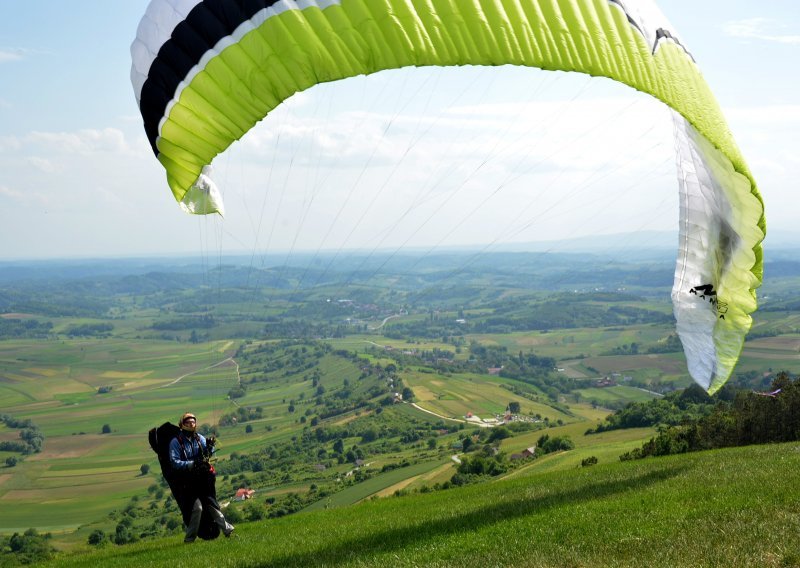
{"left": 171, "top": 471, "right": 229, "bottom": 541}
{"left": 184, "top": 495, "right": 233, "bottom": 541}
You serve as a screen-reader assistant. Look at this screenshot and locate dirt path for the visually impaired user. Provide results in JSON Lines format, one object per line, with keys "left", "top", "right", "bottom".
{"left": 158, "top": 357, "right": 238, "bottom": 389}
{"left": 368, "top": 314, "right": 401, "bottom": 331}
{"left": 409, "top": 402, "right": 495, "bottom": 428}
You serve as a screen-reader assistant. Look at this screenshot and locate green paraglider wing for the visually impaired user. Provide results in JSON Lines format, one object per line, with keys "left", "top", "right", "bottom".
{"left": 131, "top": 0, "right": 764, "bottom": 393}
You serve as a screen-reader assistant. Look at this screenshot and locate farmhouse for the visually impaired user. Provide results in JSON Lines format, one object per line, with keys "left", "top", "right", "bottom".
{"left": 234, "top": 488, "right": 255, "bottom": 501}
{"left": 596, "top": 376, "right": 616, "bottom": 387}
{"left": 511, "top": 446, "right": 536, "bottom": 460}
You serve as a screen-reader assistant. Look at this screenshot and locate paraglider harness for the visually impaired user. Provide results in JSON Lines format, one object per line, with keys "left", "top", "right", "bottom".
{"left": 174, "top": 430, "right": 217, "bottom": 477}
{"left": 148, "top": 422, "right": 217, "bottom": 478}
{"left": 148, "top": 422, "right": 220, "bottom": 540}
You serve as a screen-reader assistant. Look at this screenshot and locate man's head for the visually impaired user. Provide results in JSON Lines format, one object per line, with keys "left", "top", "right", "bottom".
{"left": 180, "top": 412, "right": 197, "bottom": 433}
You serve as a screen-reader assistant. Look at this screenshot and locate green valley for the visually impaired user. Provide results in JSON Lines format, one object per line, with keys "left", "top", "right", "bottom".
{"left": 1, "top": 248, "right": 798, "bottom": 564}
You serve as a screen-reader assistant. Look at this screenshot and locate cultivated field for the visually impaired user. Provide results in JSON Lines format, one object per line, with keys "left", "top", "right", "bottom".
{"left": 2, "top": 318, "right": 797, "bottom": 545}
{"left": 0, "top": 339, "right": 239, "bottom": 533}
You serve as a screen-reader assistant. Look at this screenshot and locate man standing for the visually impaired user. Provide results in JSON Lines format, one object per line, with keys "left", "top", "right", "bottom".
{"left": 169, "top": 412, "right": 235, "bottom": 543}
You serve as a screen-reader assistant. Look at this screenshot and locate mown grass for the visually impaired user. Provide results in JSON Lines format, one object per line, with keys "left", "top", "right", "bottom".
{"left": 45, "top": 443, "right": 800, "bottom": 567}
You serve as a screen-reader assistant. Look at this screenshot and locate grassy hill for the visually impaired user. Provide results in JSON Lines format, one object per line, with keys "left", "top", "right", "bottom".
{"left": 3, "top": 251, "right": 800, "bottom": 564}
{"left": 43, "top": 442, "right": 800, "bottom": 567}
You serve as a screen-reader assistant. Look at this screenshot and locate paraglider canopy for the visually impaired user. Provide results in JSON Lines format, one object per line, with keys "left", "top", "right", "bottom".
{"left": 130, "top": 0, "right": 764, "bottom": 394}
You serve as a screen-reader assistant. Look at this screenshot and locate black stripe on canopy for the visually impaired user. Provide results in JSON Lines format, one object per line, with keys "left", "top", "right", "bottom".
{"left": 139, "top": 0, "right": 282, "bottom": 156}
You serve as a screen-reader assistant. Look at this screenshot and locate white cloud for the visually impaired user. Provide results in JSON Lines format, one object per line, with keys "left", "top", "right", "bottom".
{"left": 0, "top": 126, "right": 160, "bottom": 219}
{"left": 0, "top": 183, "right": 50, "bottom": 209}
{"left": 26, "top": 157, "right": 57, "bottom": 173}
{"left": 0, "top": 136, "right": 22, "bottom": 152}
{"left": 27, "top": 128, "right": 130, "bottom": 155}
{"left": 723, "top": 18, "right": 800, "bottom": 45}
{"left": 0, "top": 185, "right": 23, "bottom": 199}
{"left": 0, "top": 49, "right": 24, "bottom": 63}
{"left": 234, "top": 94, "right": 672, "bottom": 182}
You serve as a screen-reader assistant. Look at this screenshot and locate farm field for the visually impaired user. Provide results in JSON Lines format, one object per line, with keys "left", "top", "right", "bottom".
{"left": 330, "top": 336, "right": 459, "bottom": 358}
{"left": 2, "top": 249, "right": 799, "bottom": 562}
{"left": 0, "top": 339, "right": 244, "bottom": 533}
{"left": 2, "top": 322, "right": 797, "bottom": 539}
{"left": 0, "top": 335, "right": 657, "bottom": 539}
{"left": 468, "top": 324, "right": 672, "bottom": 359}
{"left": 469, "top": 325, "right": 800, "bottom": 381}
{"left": 404, "top": 370, "right": 572, "bottom": 424}
{"left": 573, "top": 384, "right": 658, "bottom": 404}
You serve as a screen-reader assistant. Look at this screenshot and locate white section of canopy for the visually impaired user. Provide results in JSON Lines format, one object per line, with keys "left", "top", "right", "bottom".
{"left": 179, "top": 165, "right": 225, "bottom": 216}
{"left": 671, "top": 111, "right": 762, "bottom": 391}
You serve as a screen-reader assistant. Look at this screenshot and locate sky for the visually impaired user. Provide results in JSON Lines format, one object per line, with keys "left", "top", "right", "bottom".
{"left": 0, "top": 0, "right": 798, "bottom": 261}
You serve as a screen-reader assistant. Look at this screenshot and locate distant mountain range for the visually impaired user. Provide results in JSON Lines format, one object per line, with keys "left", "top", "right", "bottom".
{"left": 1, "top": 230, "right": 796, "bottom": 272}
{"left": 482, "top": 229, "right": 800, "bottom": 254}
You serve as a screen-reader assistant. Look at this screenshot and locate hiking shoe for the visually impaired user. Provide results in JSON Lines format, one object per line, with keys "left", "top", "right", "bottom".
{"left": 184, "top": 536, "right": 197, "bottom": 544}
{"left": 223, "top": 526, "right": 235, "bottom": 538}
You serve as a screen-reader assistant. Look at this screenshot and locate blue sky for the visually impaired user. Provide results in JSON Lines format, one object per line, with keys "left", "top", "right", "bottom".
{"left": 0, "top": 0, "right": 797, "bottom": 260}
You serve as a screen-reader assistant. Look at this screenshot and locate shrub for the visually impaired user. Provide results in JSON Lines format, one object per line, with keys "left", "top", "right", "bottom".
{"left": 5, "top": 529, "right": 55, "bottom": 564}
{"left": 536, "top": 434, "right": 574, "bottom": 454}
{"left": 224, "top": 505, "right": 243, "bottom": 524}
{"left": 244, "top": 501, "right": 265, "bottom": 521}
{"left": 87, "top": 529, "right": 106, "bottom": 546}
{"left": 487, "top": 427, "right": 511, "bottom": 442}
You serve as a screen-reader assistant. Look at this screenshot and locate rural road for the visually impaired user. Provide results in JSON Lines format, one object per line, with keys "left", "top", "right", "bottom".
{"left": 410, "top": 402, "right": 495, "bottom": 428}
{"left": 159, "top": 357, "right": 239, "bottom": 389}
{"left": 368, "top": 314, "right": 401, "bottom": 330}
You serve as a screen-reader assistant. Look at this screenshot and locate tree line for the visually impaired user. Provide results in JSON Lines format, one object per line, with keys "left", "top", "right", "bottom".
{"left": 620, "top": 372, "right": 800, "bottom": 460}
{"left": 0, "top": 318, "right": 53, "bottom": 339}
{"left": 0, "top": 414, "right": 44, "bottom": 459}
{"left": 587, "top": 383, "right": 724, "bottom": 433}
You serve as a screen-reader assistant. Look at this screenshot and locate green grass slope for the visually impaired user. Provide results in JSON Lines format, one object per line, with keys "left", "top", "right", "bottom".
{"left": 47, "top": 443, "right": 800, "bottom": 567}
